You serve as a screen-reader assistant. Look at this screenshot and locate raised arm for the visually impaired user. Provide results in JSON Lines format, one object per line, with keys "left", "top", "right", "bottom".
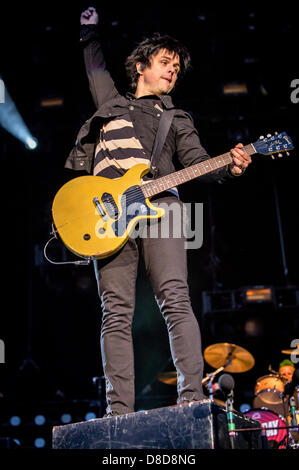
{"left": 79, "top": 7, "right": 119, "bottom": 109}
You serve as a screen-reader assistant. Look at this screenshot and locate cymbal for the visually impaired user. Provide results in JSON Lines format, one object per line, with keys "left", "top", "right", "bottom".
{"left": 281, "top": 347, "right": 299, "bottom": 355}
{"left": 213, "top": 398, "right": 226, "bottom": 408}
{"left": 204, "top": 342, "right": 255, "bottom": 373}
{"left": 158, "top": 371, "right": 177, "bottom": 385}
{"left": 213, "top": 398, "right": 236, "bottom": 411}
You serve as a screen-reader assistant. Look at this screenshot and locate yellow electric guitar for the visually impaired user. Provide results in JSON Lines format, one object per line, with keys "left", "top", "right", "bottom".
{"left": 51, "top": 132, "right": 293, "bottom": 260}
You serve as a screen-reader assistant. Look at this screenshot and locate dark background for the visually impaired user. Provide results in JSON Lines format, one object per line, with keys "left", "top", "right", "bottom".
{"left": 0, "top": 2, "right": 298, "bottom": 448}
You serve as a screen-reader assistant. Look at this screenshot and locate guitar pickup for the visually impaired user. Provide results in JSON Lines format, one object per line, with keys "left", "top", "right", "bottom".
{"left": 102, "top": 193, "right": 119, "bottom": 220}
{"left": 93, "top": 197, "right": 108, "bottom": 221}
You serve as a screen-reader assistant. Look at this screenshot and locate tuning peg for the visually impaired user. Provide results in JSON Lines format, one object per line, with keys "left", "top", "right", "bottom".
{"left": 277, "top": 153, "right": 283, "bottom": 158}
{"left": 259, "top": 135, "right": 264, "bottom": 139}
{"left": 267, "top": 134, "right": 272, "bottom": 137}
{"left": 274, "top": 132, "right": 278, "bottom": 135}
{"left": 286, "top": 152, "right": 290, "bottom": 156}
{"left": 271, "top": 154, "right": 275, "bottom": 160}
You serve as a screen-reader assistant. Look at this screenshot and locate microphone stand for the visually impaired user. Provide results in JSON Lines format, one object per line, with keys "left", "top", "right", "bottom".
{"left": 282, "top": 394, "right": 291, "bottom": 448}
{"left": 289, "top": 395, "right": 299, "bottom": 448}
{"left": 289, "top": 395, "right": 297, "bottom": 427}
{"left": 225, "top": 391, "right": 236, "bottom": 450}
{"left": 282, "top": 377, "right": 299, "bottom": 448}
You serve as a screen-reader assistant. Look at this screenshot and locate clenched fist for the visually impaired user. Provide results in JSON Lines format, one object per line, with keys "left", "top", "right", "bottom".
{"left": 80, "top": 7, "right": 99, "bottom": 25}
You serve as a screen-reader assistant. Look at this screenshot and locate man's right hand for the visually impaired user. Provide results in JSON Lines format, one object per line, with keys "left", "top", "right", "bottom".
{"left": 80, "top": 7, "right": 99, "bottom": 25}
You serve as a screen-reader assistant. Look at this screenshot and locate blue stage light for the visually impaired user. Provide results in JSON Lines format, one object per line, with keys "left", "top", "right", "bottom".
{"left": 34, "top": 414, "right": 46, "bottom": 426}
{"left": 60, "top": 413, "right": 72, "bottom": 424}
{"left": 10, "top": 416, "right": 21, "bottom": 426}
{"left": 0, "top": 77, "right": 38, "bottom": 150}
{"left": 85, "top": 412, "right": 97, "bottom": 421}
{"left": 0, "top": 78, "right": 4, "bottom": 103}
{"left": 34, "top": 437, "right": 46, "bottom": 448}
{"left": 239, "top": 403, "right": 251, "bottom": 413}
{"left": 25, "top": 136, "right": 38, "bottom": 150}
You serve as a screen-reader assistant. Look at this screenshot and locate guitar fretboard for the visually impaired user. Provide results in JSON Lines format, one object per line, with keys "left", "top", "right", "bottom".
{"left": 142, "top": 144, "right": 255, "bottom": 198}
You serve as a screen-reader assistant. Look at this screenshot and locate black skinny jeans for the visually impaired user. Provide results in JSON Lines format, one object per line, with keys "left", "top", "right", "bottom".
{"left": 93, "top": 196, "right": 204, "bottom": 414}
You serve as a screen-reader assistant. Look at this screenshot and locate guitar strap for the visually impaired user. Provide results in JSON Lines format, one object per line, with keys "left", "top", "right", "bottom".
{"left": 150, "top": 108, "right": 175, "bottom": 177}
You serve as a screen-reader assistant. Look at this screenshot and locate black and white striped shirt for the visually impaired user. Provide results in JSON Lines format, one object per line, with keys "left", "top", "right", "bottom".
{"left": 93, "top": 112, "right": 150, "bottom": 178}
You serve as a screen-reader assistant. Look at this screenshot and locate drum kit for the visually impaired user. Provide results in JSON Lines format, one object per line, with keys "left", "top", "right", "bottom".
{"left": 158, "top": 342, "right": 299, "bottom": 449}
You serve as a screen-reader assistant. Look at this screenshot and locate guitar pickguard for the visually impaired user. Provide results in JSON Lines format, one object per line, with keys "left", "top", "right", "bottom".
{"left": 111, "top": 185, "right": 158, "bottom": 237}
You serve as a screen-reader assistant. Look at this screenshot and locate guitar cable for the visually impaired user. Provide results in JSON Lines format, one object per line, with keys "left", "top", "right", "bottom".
{"left": 43, "top": 224, "right": 91, "bottom": 266}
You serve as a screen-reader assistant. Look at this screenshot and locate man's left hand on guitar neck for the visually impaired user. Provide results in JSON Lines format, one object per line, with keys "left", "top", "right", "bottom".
{"left": 229, "top": 143, "right": 252, "bottom": 176}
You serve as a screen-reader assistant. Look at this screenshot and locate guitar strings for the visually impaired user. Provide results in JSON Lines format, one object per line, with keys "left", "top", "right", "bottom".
{"left": 95, "top": 154, "right": 232, "bottom": 214}
{"left": 98, "top": 150, "right": 236, "bottom": 210}
{"left": 70, "top": 155, "right": 235, "bottom": 222}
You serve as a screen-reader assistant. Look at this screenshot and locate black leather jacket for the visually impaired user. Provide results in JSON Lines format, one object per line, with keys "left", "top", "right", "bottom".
{"left": 64, "top": 25, "right": 231, "bottom": 185}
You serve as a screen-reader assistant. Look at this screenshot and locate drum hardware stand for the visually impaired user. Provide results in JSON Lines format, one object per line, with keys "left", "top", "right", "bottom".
{"left": 268, "top": 364, "right": 279, "bottom": 375}
{"left": 202, "top": 366, "right": 225, "bottom": 400}
{"left": 202, "top": 348, "right": 234, "bottom": 400}
{"left": 202, "top": 345, "right": 238, "bottom": 401}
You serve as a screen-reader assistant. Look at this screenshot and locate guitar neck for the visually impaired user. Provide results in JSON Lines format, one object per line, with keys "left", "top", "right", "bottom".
{"left": 142, "top": 143, "right": 256, "bottom": 198}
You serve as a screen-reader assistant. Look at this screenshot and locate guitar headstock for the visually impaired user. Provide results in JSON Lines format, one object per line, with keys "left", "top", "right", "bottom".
{"left": 253, "top": 132, "right": 294, "bottom": 158}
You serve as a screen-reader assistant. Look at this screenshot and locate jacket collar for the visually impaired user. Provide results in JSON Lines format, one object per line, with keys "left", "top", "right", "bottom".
{"left": 126, "top": 92, "right": 174, "bottom": 109}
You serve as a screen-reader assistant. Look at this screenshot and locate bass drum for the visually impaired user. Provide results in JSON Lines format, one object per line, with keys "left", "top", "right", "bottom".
{"left": 245, "top": 408, "right": 287, "bottom": 449}
{"left": 253, "top": 394, "right": 288, "bottom": 417}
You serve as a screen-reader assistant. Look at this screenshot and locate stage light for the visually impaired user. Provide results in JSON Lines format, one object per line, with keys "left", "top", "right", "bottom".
{"left": 34, "top": 437, "right": 46, "bottom": 448}
{"left": 25, "top": 136, "right": 38, "bottom": 150}
{"left": 34, "top": 415, "right": 46, "bottom": 426}
{"left": 40, "top": 96, "right": 64, "bottom": 108}
{"left": 0, "top": 78, "right": 4, "bottom": 103}
{"left": 240, "top": 403, "right": 251, "bottom": 413}
{"left": 244, "top": 317, "right": 264, "bottom": 337}
{"left": 223, "top": 82, "right": 248, "bottom": 95}
{"left": 0, "top": 77, "right": 38, "bottom": 149}
{"left": 85, "top": 412, "right": 97, "bottom": 421}
{"left": 60, "top": 413, "right": 72, "bottom": 424}
{"left": 9, "top": 416, "right": 21, "bottom": 426}
{"left": 245, "top": 287, "right": 273, "bottom": 303}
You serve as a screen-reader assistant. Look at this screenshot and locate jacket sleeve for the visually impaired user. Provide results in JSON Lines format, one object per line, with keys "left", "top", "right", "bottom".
{"left": 175, "top": 111, "right": 236, "bottom": 184}
{"left": 80, "top": 25, "right": 120, "bottom": 109}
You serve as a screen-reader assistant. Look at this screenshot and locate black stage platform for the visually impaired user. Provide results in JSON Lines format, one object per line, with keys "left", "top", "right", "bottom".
{"left": 52, "top": 400, "right": 262, "bottom": 449}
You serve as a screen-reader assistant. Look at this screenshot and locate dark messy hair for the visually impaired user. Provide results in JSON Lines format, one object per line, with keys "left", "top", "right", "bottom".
{"left": 125, "top": 33, "right": 192, "bottom": 91}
